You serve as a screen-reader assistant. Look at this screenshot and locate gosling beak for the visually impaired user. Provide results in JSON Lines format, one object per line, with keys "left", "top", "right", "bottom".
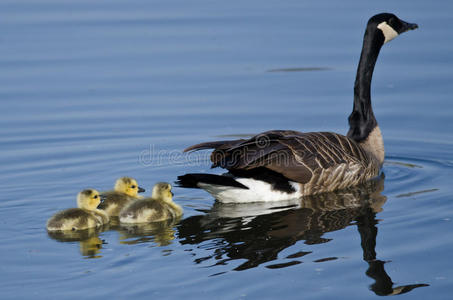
{"left": 400, "top": 20, "right": 418, "bottom": 33}
{"left": 138, "top": 187, "right": 146, "bottom": 193}
{"left": 171, "top": 192, "right": 174, "bottom": 197}
{"left": 99, "top": 194, "right": 107, "bottom": 203}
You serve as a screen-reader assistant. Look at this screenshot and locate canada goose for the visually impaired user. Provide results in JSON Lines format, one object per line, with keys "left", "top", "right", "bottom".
{"left": 98, "top": 177, "right": 146, "bottom": 216}
{"left": 177, "top": 13, "right": 418, "bottom": 203}
{"left": 46, "top": 189, "right": 109, "bottom": 231}
{"left": 119, "top": 183, "right": 183, "bottom": 223}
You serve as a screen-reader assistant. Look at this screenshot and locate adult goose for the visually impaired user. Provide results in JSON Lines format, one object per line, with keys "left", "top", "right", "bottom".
{"left": 178, "top": 13, "right": 418, "bottom": 203}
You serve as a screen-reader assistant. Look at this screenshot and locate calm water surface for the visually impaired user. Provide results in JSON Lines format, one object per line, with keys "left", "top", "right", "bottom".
{"left": 1, "top": 0, "right": 453, "bottom": 299}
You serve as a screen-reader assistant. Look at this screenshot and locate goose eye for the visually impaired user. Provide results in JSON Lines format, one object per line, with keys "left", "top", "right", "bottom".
{"left": 388, "top": 17, "right": 397, "bottom": 27}
{"left": 131, "top": 185, "right": 136, "bottom": 189}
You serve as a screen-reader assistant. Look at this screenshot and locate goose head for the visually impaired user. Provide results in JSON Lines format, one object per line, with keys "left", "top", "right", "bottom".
{"left": 368, "top": 13, "right": 418, "bottom": 45}
{"left": 151, "top": 182, "right": 174, "bottom": 203}
{"left": 348, "top": 13, "right": 418, "bottom": 144}
{"left": 114, "top": 177, "right": 146, "bottom": 197}
{"left": 77, "top": 189, "right": 102, "bottom": 211}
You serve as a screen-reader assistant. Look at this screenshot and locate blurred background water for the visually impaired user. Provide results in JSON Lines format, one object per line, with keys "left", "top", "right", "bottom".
{"left": 1, "top": 0, "right": 452, "bottom": 299}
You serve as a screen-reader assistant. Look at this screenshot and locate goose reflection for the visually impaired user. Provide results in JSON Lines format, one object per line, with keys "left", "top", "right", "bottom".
{"left": 177, "top": 175, "right": 428, "bottom": 296}
{"left": 356, "top": 212, "right": 429, "bottom": 296}
{"left": 47, "top": 228, "right": 105, "bottom": 258}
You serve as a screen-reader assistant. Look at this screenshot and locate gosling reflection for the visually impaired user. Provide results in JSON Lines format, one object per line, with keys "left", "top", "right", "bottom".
{"left": 117, "top": 217, "right": 181, "bottom": 246}
{"left": 178, "top": 176, "right": 429, "bottom": 296}
{"left": 47, "top": 228, "right": 105, "bottom": 258}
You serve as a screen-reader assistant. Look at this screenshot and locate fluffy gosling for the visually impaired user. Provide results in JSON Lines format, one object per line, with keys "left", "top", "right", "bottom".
{"left": 98, "top": 177, "right": 145, "bottom": 216}
{"left": 119, "top": 182, "right": 182, "bottom": 223}
{"left": 47, "top": 189, "right": 109, "bottom": 231}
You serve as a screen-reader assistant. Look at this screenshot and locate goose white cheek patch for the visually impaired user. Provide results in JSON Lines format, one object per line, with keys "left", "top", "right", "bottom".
{"left": 377, "top": 21, "right": 399, "bottom": 43}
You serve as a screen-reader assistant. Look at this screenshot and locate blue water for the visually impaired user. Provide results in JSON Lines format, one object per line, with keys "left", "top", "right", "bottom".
{"left": 1, "top": 0, "right": 453, "bottom": 299}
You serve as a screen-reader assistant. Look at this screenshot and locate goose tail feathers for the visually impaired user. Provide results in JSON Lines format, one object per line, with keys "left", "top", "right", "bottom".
{"left": 176, "top": 173, "right": 249, "bottom": 189}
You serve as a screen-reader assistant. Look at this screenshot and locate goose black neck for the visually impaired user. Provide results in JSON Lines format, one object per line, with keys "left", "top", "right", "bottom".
{"left": 347, "top": 27, "right": 384, "bottom": 142}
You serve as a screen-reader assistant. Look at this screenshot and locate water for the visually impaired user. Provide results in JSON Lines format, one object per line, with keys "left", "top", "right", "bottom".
{"left": 1, "top": 0, "right": 453, "bottom": 299}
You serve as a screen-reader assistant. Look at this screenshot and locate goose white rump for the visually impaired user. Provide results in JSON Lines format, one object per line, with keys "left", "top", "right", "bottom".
{"left": 199, "top": 178, "right": 302, "bottom": 203}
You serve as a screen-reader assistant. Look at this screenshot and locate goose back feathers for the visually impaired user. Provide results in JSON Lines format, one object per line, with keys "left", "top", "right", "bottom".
{"left": 182, "top": 130, "right": 381, "bottom": 197}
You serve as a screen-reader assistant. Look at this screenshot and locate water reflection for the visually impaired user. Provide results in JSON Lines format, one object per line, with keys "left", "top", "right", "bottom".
{"left": 47, "top": 228, "right": 105, "bottom": 258}
{"left": 47, "top": 216, "right": 180, "bottom": 257}
{"left": 267, "top": 67, "right": 332, "bottom": 72}
{"left": 117, "top": 217, "right": 181, "bottom": 246}
{"left": 177, "top": 175, "right": 429, "bottom": 295}
{"left": 356, "top": 208, "right": 429, "bottom": 295}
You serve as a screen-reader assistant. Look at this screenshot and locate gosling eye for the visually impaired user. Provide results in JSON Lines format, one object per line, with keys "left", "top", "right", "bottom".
{"left": 93, "top": 195, "right": 99, "bottom": 199}
{"left": 131, "top": 185, "right": 136, "bottom": 189}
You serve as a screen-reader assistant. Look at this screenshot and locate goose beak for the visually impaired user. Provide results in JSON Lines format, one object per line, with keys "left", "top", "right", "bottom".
{"left": 138, "top": 187, "right": 146, "bottom": 193}
{"left": 400, "top": 20, "right": 418, "bottom": 33}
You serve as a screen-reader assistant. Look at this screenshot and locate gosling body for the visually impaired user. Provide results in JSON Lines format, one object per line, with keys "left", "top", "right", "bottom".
{"left": 120, "top": 183, "right": 182, "bottom": 223}
{"left": 98, "top": 177, "right": 145, "bottom": 216}
{"left": 47, "top": 189, "right": 109, "bottom": 231}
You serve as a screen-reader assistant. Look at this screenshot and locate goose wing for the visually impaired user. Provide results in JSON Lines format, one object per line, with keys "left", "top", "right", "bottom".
{"left": 184, "top": 130, "right": 370, "bottom": 184}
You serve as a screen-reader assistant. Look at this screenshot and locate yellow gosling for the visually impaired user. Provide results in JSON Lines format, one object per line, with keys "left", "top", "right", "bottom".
{"left": 46, "top": 189, "right": 109, "bottom": 231}
{"left": 98, "top": 177, "right": 146, "bottom": 217}
{"left": 119, "top": 183, "right": 182, "bottom": 224}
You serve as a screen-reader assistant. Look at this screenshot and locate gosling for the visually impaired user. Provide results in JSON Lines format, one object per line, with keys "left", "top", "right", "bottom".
{"left": 119, "top": 183, "right": 182, "bottom": 223}
{"left": 98, "top": 177, "right": 146, "bottom": 216}
{"left": 47, "top": 189, "right": 109, "bottom": 231}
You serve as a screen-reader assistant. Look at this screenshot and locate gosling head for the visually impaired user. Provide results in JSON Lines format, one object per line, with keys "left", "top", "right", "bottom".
{"left": 151, "top": 182, "right": 174, "bottom": 203}
{"left": 368, "top": 13, "right": 418, "bottom": 44}
{"left": 77, "top": 189, "right": 102, "bottom": 211}
{"left": 114, "top": 177, "right": 146, "bottom": 197}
